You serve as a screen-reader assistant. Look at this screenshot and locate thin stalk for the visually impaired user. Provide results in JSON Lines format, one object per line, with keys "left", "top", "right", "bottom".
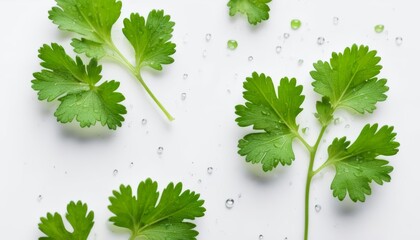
{"left": 129, "top": 234, "right": 136, "bottom": 240}
{"left": 304, "top": 125, "right": 327, "bottom": 240}
{"left": 106, "top": 40, "right": 174, "bottom": 121}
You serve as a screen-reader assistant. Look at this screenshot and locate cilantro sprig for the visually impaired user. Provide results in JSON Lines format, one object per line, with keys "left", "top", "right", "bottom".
{"left": 38, "top": 179, "right": 206, "bottom": 240}
{"left": 235, "top": 45, "right": 399, "bottom": 239}
{"left": 33, "top": 0, "right": 176, "bottom": 129}
{"left": 227, "top": 0, "right": 272, "bottom": 25}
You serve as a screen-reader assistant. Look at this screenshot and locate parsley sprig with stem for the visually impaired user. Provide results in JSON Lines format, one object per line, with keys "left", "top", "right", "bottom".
{"left": 235, "top": 45, "right": 399, "bottom": 239}
{"left": 38, "top": 179, "right": 205, "bottom": 240}
{"left": 33, "top": 0, "right": 176, "bottom": 129}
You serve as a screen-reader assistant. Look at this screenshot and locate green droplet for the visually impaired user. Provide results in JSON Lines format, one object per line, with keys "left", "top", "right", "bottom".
{"left": 374, "top": 24, "right": 384, "bottom": 33}
{"left": 227, "top": 40, "right": 238, "bottom": 50}
{"left": 291, "top": 19, "right": 302, "bottom": 30}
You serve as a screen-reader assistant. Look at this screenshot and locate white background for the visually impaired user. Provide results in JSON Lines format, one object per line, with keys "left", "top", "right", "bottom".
{"left": 0, "top": 0, "right": 418, "bottom": 239}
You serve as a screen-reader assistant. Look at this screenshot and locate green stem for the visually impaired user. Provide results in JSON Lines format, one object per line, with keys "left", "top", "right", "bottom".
{"left": 106, "top": 40, "right": 174, "bottom": 121}
{"left": 129, "top": 234, "right": 137, "bottom": 240}
{"left": 304, "top": 125, "right": 327, "bottom": 240}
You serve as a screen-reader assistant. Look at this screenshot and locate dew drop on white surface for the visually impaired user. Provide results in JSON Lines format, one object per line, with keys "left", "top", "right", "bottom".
{"left": 345, "top": 124, "right": 350, "bottom": 129}
{"left": 333, "top": 16, "right": 339, "bottom": 25}
{"left": 225, "top": 198, "right": 235, "bottom": 209}
{"left": 141, "top": 119, "right": 147, "bottom": 125}
{"left": 276, "top": 46, "right": 282, "bottom": 54}
{"left": 298, "top": 59, "right": 304, "bottom": 65}
{"left": 205, "top": 33, "right": 212, "bottom": 41}
{"left": 259, "top": 234, "right": 264, "bottom": 239}
{"left": 181, "top": 93, "right": 187, "bottom": 101}
{"left": 248, "top": 56, "right": 254, "bottom": 61}
{"left": 129, "top": 162, "right": 134, "bottom": 168}
{"left": 334, "top": 117, "right": 341, "bottom": 125}
{"left": 283, "top": 33, "right": 290, "bottom": 39}
{"left": 317, "top": 37, "right": 325, "bottom": 45}
{"left": 207, "top": 167, "right": 213, "bottom": 174}
{"left": 113, "top": 169, "right": 118, "bottom": 176}
{"left": 37, "top": 194, "right": 43, "bottom": 202}
{"left": 315, "top": 204, "right": 322, "bottom": 212}
{"left": 202, "top": 50, "right": 208, "bottom": 58}
{"left": 157, "top": 147, "right": 164, "bottom": 155}
{"left": 395, "top": 36, "right": 403, "bottom": 46}
{"left": 183, "top": 73, "right": 189, "bottom": 80}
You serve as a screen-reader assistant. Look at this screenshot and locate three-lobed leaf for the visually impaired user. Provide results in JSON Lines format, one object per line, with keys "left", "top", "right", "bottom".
{"left": 327, "top": 124, "right": 399, "bottom": 202}
{"left": 39, "top": 201, "right": 94, "bottom": 240}
{"left": 311, "top": 44, "right": 388, "bottom": 114}
{"left": 32, "top": 43, "right": 126, "bottom": 129}
{"left": 235, "top": 72, "right": 305, "bottom": 171}
{"left": 123, "top": 10, "right": 176, "bottom": 71}
{"left": 227, "top": 0, "right": 271, "bottom": 25}
{"left": 108, "top": 178, "right": 206, "bottom": 240}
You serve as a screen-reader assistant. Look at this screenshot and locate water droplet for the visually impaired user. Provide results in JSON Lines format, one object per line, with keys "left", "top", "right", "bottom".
{"left": 333, "top": 117, "right": 341, "bottom": 125}
{"left": 261, "top": 110, "right": 269, "bottom": 116}
{"left": 183, "top": 73, "right": 189, "bottom": 79}
{"left": 298, "top": 59, "right": 304, "bottom": 65}
{"left": 202, "top": 50, "right": 207, "bottom": 58}
{"left": 141, "top": 119, "right": 147, "bottom": 125}
{"left": 129, "top": 162, "right": 134, "bottom": 167}
{"left": 301, "top": 127, "right": 308, "bottom": 134}
{"left": 284, "top": 238, "right": 288, "bottom": 240}
{"left": 227, "top": 40, "right": 238, "bottom": 50}
{"left": 248, "top": 56, "right": 254, "bottom": 61}
{"left": 283, "top": 33, "right": 290, "bottom": 39}
{"left": 275, "top": 46, "right": 282, "bottom": 54}
{"left": 374, "top": 24, "right": 385, "bottom": 33}
{"left": 395, "top": 36, "right": 403, "bottom": 46}
{"left": 113, "top": 169, "right": 118, "bottom": 176}
{"left": 274, "top": 143, "right": 282, "bottom": 148}
{"left": 205, "top": 33, "right": 212, "bottom": 41}
{"left": 225, "top": 198, "right": 235, "bottom": 209}
{"left": 259, "top": 234, "right": 264, "bottom": 240}
{"left": 157, "top": 147, "right": 164, "bottom": 155}
{"left": 37, "top": 195, "right": 43, "bottom": 202}
{"left": 315, "top": 204, "right": 322, "bottom": 212}
{"left": 290, "top": 19, "right": 302, "bottom": 30}
{"left": 333, "top": 17, "right": 339, "bottom": 25}
{"left": 345, "top": 124, "right": 350, "bottom": 129}
{"left": 207, "top": 167, "right": 213, "bottom": 174}
{"left": 317, "top": 37, "right": 325, "bottom": 45}
{"left": 181, "top": 93, "right": 187, "bottom": 101}
{"left": 198, "top": 179, "right": 202, "bottom": 184}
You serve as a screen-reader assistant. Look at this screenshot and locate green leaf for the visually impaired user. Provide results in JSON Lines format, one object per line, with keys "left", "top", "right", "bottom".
{"left": 235, "top": 72, "right": 305, "bottom": 171}
{"left": 123, "top": 10, "right": 176, "bottom": 70}
{"left": 32, "top": 43, "right": 126, "bottom": 129}
{"left": 327, "top": 124, "right": 399, "bottom": 202}
{"left": 108, "top": 178, "right": 206, "bottom": 240}
{"left": 39, "top": 201, "right": 94, "bottom": 240}
{"left": 315, "top": 97, "right": 334, "bottom": 126}
{"left": 311, "top": 44, "right": 388, "bottom": 113}
{"left": 49, "top": 0, "right": 122, "bottom": 58}
{"left": 239, "top": 129, "right": 295, "bottom": 171}
{"left": 228, "top": 0, "right": 271, "bottom": 25}
{"left": 71, "top": 39, "right": 107, "bottom": 59}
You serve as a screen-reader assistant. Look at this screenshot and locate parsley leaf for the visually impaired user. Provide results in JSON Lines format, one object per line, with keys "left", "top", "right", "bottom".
{"left": 311, "top": 44, "right": 388, "bottom": 113}
{"left": 49, "top": 0, "right": 122, "bottom": 59}
{"left": 227, "top": 0, "right": 271, "bottom": 25}
{"left": 39, "top": 201, "right": 94, "bottom": 240}
{"left": 123, "top": 10, "right": 176, "bottom": 71}
{"left": 108, "top": 178, "right": 206, "bottom": 240}
{"left": 235, "top": 72, "right": 305, "bottom": 171}
{"left": 32, "top": 43, "right": 126, "bottom": 129}
{"left": 327, "top": 124, "right": 399, "bottom": 202}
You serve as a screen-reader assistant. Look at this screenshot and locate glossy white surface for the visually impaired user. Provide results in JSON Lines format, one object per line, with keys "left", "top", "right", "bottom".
{"left": 0, "top": 0, "right": 418, "bottom": 239}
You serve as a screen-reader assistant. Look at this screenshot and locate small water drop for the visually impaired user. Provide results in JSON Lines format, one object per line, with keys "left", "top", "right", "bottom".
{"left": 225, "top": 198, "right": 234, "bottom": 209}
{"left": 317, "top": 37, "right": 325, "bottom": 45}
{"left": 181, "top": 93, "right": 187, "bottom": 101}
{"left": 141, "top": 119, "right": 147, "bottom": 125}
{"left": 37, "top": 195, "right": 43, "bottom": 202}
{"left": 333, "top": 117, "right": 341, "bottom": 125}
{"left": 374, "top": 24, "right": 385, "bottom": 33}
{"left": 261, "top": 110, "right": 269, "bottom": 116}
{"left": 259, "top": 234, "right": 264, "bottom": 240}
{"left": 113, "top": 169, "right": 118, "bottom": 176}
{"left": 345, "top": 124, "right": 350, "bottom": 129}
{"left": 283, "top": 33, "right": 290, "bottom": 39}
{"left": 207, "top": 167, "right": 213, "bottom": 174}
{"left": 395, "top": 36, "right": 403, "bottom": 46}
{"left": 315, "top": 204, "right": 322, "bottom": 212}
{"left": 205, "top": 33, "right": 212, "bottom": 41}
{"left": 197, "top": 179, "right": 202, "bottom": 184}
{"left": 284, "top": 238, "right": 288, "bottom": 240}
{"left": 248, "top": 56, "right": 254, "bottom": 61}
{"left": 157, "top": 147, "right": 164, "bottom": 155}
{"left": 290, "top": 19, "right": 302, "bottom": 30}
{"left": 298, "top": 59, "right": 304, "bottom": 65}
{"left": 202, "top": 50, "right": 207, "bottom": 58}
{"left": 275, "top": 45, "right": 282, "bottom": 54}
{"left": 333, "top": 17, "right": 339, "bottom": 25}
{"left": 227, "top": 40, "right": 238, "bottom": 50}
{"left": 274, "top": 143, "right": 282, "bottom": 148}
{"left": 129, "top": 162, "right": 134, "bottom": 167}
{"left": 183, "top": 73, "right": 189, "bottom": 79}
